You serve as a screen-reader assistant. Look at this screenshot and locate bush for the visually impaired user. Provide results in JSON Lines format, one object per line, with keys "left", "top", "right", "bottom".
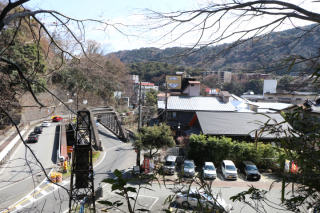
{"left": 188, "top": 134, "right": 278, "bottom": 169}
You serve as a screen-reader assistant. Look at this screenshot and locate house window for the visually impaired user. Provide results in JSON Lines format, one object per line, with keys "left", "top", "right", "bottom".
{"left": 172, "top": 112, "right": 176, "bottom": 118}
{"left": 168, "top": 112, "right": 177, "bottom": 119}
{"left": 268, "top": 97, "right": 274, "bottom": 100}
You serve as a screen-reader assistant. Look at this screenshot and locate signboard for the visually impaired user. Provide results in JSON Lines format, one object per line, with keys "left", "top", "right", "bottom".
{"left": 67, "top": 146, "right": 73, "bottom": 153}
{"left": 166, "top": 75, "right": 182, "bottom": 90}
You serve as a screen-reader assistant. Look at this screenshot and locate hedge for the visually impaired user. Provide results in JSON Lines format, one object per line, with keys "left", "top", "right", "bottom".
{"left": 188, "top": 134, "right": 279, "bottom": 169}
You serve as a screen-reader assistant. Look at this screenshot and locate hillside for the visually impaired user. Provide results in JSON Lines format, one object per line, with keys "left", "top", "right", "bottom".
{"left": 113, "top": 24, "right": 320, "bottom": 75}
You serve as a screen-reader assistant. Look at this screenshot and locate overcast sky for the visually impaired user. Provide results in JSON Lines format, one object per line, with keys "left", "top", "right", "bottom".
{"left": 26, "top": 0, "right": 318, "bottom": 53}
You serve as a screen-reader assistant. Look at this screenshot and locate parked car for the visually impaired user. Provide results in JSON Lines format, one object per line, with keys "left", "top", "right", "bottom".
{"left": 175, "top": 188, "right": 232, "bottom": 212}
{"left": 26, "top": 134, "right": 39, "bottom": 143}
{"left": 182, "top": 160, "right": 195, "bottom": 177}
{"left": 34, "top": 126, "right": 43, "bottom": 134}
{"left": 52, "top": 116, "right": 63, "bottom": 122}
{"left": 240, "top": 161, "right": 261, "bottom": 181}
{"left": 29, "top": 132, "right": 37, "bottom": 137}
{"left": 221, "top": 160, "right": 238, "bottom": 180}
{"left": 202, "top": 162, "right": 217, "bottom": 179}
{"left": 163, "top": 155, "right": 177, "bottom": 175}
{"left": 41, "top": 121, "right": 51, "bottom": 127}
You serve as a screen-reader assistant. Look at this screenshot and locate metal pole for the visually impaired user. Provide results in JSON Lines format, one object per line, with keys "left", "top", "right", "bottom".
{"left": 76, "top": 93, "right": 79, "bottom": 112}
{"left": 136, "top": 81, "right": 142, "bottom": 167}
{"left": 165, "top": 80, "right": 168, "bottom": 123}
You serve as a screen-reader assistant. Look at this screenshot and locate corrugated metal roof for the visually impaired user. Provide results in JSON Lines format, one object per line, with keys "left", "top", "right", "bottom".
{"left": 252, "top": 102, "right": 293, "bottom": 111}
{"left": 196, "top": 111, "right": 290, "bottom": 139}
{"left": 188, "top": 81, "right": 200, "bottom": 84}
{"left": 158, "top": 96, "right": 236, "bottom": 111}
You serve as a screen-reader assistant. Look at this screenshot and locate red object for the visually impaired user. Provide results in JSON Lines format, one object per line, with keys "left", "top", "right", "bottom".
{"left": 143, "top": 158, "right": 150, "bottom": 173}
{"left": 188, "top": 114, "right": 198, "bottom": 127}
{"left": 140, "top": 82, "right": 154, "bottom": 86}
{"left": 291, "top": 161, "right": 298, "bottom": 173}
{"left": 52, "top": 116, "right": 63, "bottom": 122}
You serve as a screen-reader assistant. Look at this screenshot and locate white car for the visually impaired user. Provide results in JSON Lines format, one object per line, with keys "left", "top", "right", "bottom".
{"left": 202, "top": 162, "right": 217, "bottom": 179}
{"left": 41, "top": 121, "right": 51, "bottom": 127}
{"left": 175, "top": 189, "right": 232, "bottom": 212}
{"left": 221, "top": 160, "right": 238, "bottom": 180}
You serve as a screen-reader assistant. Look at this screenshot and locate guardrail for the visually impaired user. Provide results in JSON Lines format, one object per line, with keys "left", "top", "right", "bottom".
{"left": 0, "top": 125, "right": 28, "bottom": 165}
{"left": 56, "top": 124, "right": 68, "bottom": 163}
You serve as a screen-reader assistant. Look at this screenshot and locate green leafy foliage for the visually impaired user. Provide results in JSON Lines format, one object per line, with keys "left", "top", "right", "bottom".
{"left": 145, "top": 89, "right": 158, "bottom": 107}
{"left": 99, "top": 169, "right": 153, "bottom": 213}
{"left": 128, "top": 61, "right": 204, "bottom": 83}
{"left": 134, "top": 124, "right": 175, "bottom": 158}
{"left": 188, "top": 135, "right": 278, "bottom": 169}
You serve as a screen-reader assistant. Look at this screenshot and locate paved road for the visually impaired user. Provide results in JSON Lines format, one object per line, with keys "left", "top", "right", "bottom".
{"left": 1, "top": 123, "right": 136, "bottom": 213}
{"left": 0, "top": 122, "right": 294, "bottom": 213}
{"left": 0, "top": 122, "right": 58, "bottom": 211}
{"left": 100, "top": 177, "right": 293, "bottom": 213}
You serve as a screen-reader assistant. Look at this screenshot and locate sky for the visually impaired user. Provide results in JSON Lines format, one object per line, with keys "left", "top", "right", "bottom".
{"left": 25, "top": 0, "right": 319, "bottom": 53}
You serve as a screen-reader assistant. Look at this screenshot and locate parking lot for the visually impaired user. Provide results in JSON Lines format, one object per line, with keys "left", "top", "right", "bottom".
{"left": 99, "top": 172, "right": 291, "bottom": 213}
{"left": 155, "top": 169, "right": 282, "bottom": 190}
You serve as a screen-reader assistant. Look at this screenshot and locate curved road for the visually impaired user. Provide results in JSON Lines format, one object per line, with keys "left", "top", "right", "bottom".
{"left": 0, "top": 122, "right": 59, "bottom": 211}
{"left": 0, "top": 122, "right": 136, "bottom": 212}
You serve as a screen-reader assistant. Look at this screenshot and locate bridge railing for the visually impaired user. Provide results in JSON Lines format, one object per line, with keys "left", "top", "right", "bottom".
{"left": 94, "top": 109, "right": 128, "bottom": 142}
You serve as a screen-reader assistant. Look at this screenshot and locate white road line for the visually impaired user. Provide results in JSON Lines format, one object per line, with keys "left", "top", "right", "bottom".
{"left": 5, "top": 128, "right": 128, "bottom": 213}
{"left": 138, "top": 195, "right": 159, "bottom": 210}
{"left": 15, "top": 205, "right": 22, "bottom": 210}
{"left": 0, "top": 169, "right": 53, "bottom": 212}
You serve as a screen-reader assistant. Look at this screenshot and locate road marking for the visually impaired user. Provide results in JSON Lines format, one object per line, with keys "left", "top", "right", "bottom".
{"left": 138, "top": 195, "right": 159, "bottom": 210}
{"left": 3, "top": 129, "right": 128, "bottom": 213}
{"left": 1, "top": 182, "right": 53, "bottom": 213}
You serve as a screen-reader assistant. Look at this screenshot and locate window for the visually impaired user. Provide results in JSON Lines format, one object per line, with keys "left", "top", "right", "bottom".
{"left": 172, "top": 112, "right": 176, "bottom": 118}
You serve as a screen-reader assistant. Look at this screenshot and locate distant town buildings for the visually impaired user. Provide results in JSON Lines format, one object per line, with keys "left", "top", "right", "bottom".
{"left": 202, "top": 71, "right": 232, "bottom": 83}
{"left": 242, "top": 79, "right": 319, "bottom": 104}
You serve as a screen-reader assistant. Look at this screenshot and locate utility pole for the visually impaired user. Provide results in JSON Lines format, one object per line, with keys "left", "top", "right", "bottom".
{"left": 136, "top": 81, "right": 142, "bottom": 167}
{"left": 164, "top": 79, "right": 168, "bottom": 123}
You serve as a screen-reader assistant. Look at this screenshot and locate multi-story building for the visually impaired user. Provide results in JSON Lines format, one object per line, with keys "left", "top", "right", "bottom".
{"left": 202, "top": 71, "right": 232, "bottom": 83}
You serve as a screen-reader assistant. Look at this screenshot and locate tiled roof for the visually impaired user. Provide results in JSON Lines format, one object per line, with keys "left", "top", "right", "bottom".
{"left": 157, "top": 96, "right": 236, "bottom": 111}
{"left": 196, "top": 111, "right": 290, "bottom": 139}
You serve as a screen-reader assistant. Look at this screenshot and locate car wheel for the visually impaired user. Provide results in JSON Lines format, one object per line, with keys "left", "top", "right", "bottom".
{"left": 182, "top": 201, "right": 190, "bottom": 209}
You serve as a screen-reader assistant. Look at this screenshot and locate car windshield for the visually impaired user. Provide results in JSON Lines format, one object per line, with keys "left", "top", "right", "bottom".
{"left": 205, "top": 165, "right": 215, "bottom": 170}
{"left": 184, "top": 162, "right": 194, "bottom": 169}
{"left": 165, "top": 161, "right": 175, "bottom": 166}
{"left": 226, "top": 165, "right": 236, "bottom": 171}
{"left": 246, "top": 165, "right": 258, "bottom": 171}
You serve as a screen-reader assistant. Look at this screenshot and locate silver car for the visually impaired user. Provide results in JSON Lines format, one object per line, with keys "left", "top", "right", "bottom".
{"left": 175, "top": 189, "right": 232, "bottom": 212}
{"left": 182, "top": 160, "right": 195, "bottom": 177}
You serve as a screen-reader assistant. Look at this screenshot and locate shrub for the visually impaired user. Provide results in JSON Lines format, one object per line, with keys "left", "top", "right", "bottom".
{"left": 188, "top": 134, "right": 278, "bottom": 169}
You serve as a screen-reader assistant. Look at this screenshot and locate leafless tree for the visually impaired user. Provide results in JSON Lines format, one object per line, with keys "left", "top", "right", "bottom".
{"left": 149, "top": 0, "right": 320, "bottom": 72}
{"left": 0, "top": 0, "right": 125, "bottom": 211}
{"left": 150, "top": 1, "right": 320, "bottom": 212}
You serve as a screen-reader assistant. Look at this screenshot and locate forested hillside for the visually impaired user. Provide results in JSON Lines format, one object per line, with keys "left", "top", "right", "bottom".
{"left": 113, "top": 24, "right": 320, "bottom": 76}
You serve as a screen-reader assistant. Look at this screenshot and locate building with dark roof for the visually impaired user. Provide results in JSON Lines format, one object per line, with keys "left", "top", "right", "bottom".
{"left": 192, "top": 111, "right": 290, "bottom": 141}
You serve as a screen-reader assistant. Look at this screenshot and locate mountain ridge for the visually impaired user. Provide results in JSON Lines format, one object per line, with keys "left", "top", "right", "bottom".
{"left": 111, "top": 24, "right": 320, "bottom": 75}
